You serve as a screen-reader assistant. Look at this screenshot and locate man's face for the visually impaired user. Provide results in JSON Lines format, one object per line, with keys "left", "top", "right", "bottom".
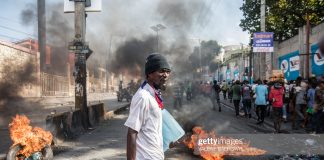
{"left": 148, "top": 69, "right": 171, "bottom": 90}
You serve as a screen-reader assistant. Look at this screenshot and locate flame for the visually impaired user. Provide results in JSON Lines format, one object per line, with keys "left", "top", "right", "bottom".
{"left": 183, "top": 127, "right": 266, "bottom": 160}
{"left": 9, "top": 115, "right": 53, "bottom": 158}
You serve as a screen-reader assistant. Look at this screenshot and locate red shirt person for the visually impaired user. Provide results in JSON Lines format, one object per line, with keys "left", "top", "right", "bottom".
{"left": 269, "top": 81, "right": 285, "bottom": 133}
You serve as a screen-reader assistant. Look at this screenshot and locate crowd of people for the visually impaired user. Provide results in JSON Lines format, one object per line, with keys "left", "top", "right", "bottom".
{"left": 170, "top": 76, "right": 324, "bottom": 134}
{"left": 210, "top": 77, "right": 324, "bottom": 134}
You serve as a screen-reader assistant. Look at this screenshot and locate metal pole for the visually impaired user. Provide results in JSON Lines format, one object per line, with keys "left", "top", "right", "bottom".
{"left": 249, "top": 47, "right": 253, "bottom": 83}
{"left": 199, "top": 39, "right": 202, "bottom": 74}
{"left": 37, "top": 0, "right": 46, "bottom": 73}
{"left": 74, "top": 1, "right": 91, "bottom": 130}
{"left": 106, "top": 35, "right": 112, "bottom": 92}
{"left": 157, "top": 31, "right": 159, "bottom": 52}
{"left": 306, "top": 13, "right": 310, "bottom": 79}
{"left": 241, "top": 43, "right": 244, "bottom": 81}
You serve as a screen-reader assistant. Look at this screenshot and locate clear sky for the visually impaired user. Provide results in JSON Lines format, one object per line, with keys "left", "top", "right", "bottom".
{"left": 0, "top": 0, "right": 250, "bottom": 46}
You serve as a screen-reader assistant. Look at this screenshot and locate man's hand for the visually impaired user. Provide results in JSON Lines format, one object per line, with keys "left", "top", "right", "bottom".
{"left": 169, "top": 140, "right": 180, "bottom": 148}
{"left": 127, "top": 128, "right": 138, "bottom": 160}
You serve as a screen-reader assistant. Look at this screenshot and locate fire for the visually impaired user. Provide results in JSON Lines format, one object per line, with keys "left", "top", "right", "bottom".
{"left": 9, "top": 115, "right": 53, "bottom": 158}
{"left": 183, "top": 127, "right": 266, "bottom": 160}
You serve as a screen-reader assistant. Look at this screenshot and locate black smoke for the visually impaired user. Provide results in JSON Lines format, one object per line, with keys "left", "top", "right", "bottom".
{"left": 0, "top": 59, "right": 38, "bottom": 124}
{"left": 21, "top": 9, "right": 36, "bottom": 26}
{"left": 20, "top": 2, "right": 74, "bottom": 75}
{"left": 46, "top": 5, "right": 74, "bottom": 75}
{"left": 19, "top": 0, "right": 213, "bottom": 80}
{"left": 109, "top": 36, "right": 156, "bottom": 77}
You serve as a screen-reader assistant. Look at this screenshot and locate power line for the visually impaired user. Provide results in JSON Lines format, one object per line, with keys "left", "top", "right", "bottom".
{"left": 0, "top": 16, "right": 22, "bottom": 24}
{"left": 0, "top": 34, "right": 22, "bottom": 41}
{"left": 0, "top": 25, "right": 36, "bottom": 38}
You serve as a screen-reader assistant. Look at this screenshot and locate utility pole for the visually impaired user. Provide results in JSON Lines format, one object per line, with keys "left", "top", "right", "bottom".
{"left": 240, "top": 43, "right": 244, "bottom": 81}
{"left": 260, "top": 0, "right": 266, "bottom": 80}
{"left": 249, "top": 47, "right": 253, "bottom": 83}
{"left": 106, "top": 35, "right": 112, "bottom": 93}
{"left": 37, "top": 0, "right": 46, "bottom": 72}
{"left": 261, "top": 0, "right": 266, "bottom": 32}
{"left": 70, "top": 0, "right": 93, "bottom": 130}
{"left": 305, "top": 13, "right": 310, "bottom": 79}
{"left": 199, "top": 39, "right": 202, "bottom": 74}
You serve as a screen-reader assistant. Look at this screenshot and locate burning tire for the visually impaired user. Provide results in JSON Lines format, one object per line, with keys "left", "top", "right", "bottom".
{"left": 6, "top": 144, "right": 53, "bottom": 160}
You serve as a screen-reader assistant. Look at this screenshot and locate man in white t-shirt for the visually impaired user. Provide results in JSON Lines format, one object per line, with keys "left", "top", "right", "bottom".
{"left": 125, "top": 54, "right": 171, "bottom": 160}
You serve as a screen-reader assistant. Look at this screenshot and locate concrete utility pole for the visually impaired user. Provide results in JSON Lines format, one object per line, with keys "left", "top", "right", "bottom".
{"left": 71, "top": 0, "right": 93, "bottom": 130}
{"left": 37, "top": 0, "right": 46, "bottom": 72}
{"left": 305, "top": 14, "right": 310, "bottom": 79}
{"left": 261, "top": 0, "right": 266, "bottom": 32}
{"left": 249, "top": 46, "right": 253, "bottom": 83}
{"left": 260, "top": 0, "right": 266, "bottom": 80}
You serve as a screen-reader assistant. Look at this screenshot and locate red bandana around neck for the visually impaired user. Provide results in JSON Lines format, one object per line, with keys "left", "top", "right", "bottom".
{"left": 154, "top": 92, "right": 164, "bottom": 110}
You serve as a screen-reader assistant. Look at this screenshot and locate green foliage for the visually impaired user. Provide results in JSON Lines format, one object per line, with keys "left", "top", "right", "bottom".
{"left": 240, "top": 0, "right": 324, "bottom": 42}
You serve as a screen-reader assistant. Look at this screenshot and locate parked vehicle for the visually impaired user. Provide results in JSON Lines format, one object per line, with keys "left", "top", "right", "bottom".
{"left": 117, "top": 87, "right": 132, "bottom": 102}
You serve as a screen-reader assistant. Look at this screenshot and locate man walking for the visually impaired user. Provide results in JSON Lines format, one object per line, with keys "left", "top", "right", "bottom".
{"left": 269, "top": 80, "right": 285, "bottom": 133}
{"left": 242, "top": 80, "right": 252, "bottom": 118}
{"left": 314, "top": 77, "right": 324, "bottom": 133}
{"left": 212, "top": 80, "right": 222, "bottom": 112}
{"left": 125, "top": 54, "right": 171, "bottom": 160}
{"left": 221, "top": 80, "right": 228, "bottom": 100}
{"left": 255, "top": 80, "right": 268, "bottom": 125}
{"left": 231, "top": 80, "right": 242, "bottom": 117}
{"left": 291, "top": 77, "right": 307, "bottom": 130}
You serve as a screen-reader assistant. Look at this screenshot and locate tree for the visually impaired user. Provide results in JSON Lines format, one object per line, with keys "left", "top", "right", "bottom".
{"left": 240, "top": 0, "right": 324, "bottom": 42}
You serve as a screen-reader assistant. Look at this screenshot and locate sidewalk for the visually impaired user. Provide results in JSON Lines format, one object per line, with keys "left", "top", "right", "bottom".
{"left": 0, "top": 92, "right": 129, "bottom": 159}
{"left": 54, "top": 112, "right": 128, "bottom": 160}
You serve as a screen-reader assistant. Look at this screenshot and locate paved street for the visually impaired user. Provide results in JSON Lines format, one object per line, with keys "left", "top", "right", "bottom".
{"left": 50, "top": 94, "right": 324, "bottom": 160}
{"left": 1, "top": 93, "right": 323, "bottom": 160}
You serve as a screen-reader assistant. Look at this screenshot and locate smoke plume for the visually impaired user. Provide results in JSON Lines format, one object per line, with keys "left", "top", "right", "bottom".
{"left": 0, "top": 59, "right": 38, "bottom": 124}
{"left": 19, "top": 0, "right": 213, "bottom": 80}
{"left": 20, "top": 4, "right": 37, "bottom": 25}
{"left": 109, "top": 36, "right": 155, "bottom": 78}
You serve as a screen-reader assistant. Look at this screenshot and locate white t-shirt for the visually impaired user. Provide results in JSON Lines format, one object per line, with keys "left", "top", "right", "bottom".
{"left": 124, "top": 82, "right": 164, "bottom": 160}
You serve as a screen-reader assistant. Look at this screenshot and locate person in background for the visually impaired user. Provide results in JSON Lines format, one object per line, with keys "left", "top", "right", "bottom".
{"left": 313, "top": 77, "right": 324, "bottom": 134}
{"left": 255, "top": 80, "right": 268, "bottom": 125}
{"left": 228, "top": 81, "right": 234, "bottom": 103}
{"left": 291, "top": 77, "right": 307, "bottom": 130}
{"left": 173, "top": 83, "right": 183, "bottom": 109}
{"left": 304, "top": 80, "right": 317, "bottom": 131}
{"left": 221, "top": 80, "right": 228, "bottom": 100}
{"left": 269, "top": 80, "right": 285, "bottom": 133}
{"left": 242, "top": 80, "right": 252, "bottom": 118}
{"left": 186, "top": 81, "right": 193, "bottom": 101}
{"left": 263, "top": 80, "right": 271, "bottom": 117}
{"left": 283, "top": 80, "right": 290, "bottom": 122}
{"left": 212, "top": 80, "right": 222, "bottom": 112}
{"left": 231, "top": 80, "right": 242, "bottom": 117}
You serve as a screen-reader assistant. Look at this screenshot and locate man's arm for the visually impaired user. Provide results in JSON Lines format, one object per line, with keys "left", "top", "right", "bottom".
{"left": 127, "top": 128, "right": 138, "bottom": 160}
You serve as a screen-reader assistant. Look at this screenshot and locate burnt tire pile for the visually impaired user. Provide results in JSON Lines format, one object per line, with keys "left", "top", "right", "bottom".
{"left": 6, "top": 144, "right": 53, "bottom": 160}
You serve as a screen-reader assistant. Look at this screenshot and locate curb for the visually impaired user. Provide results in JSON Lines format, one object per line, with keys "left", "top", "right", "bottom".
{"left": 105, "top": 103, "right": 130, "bottom": 119}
